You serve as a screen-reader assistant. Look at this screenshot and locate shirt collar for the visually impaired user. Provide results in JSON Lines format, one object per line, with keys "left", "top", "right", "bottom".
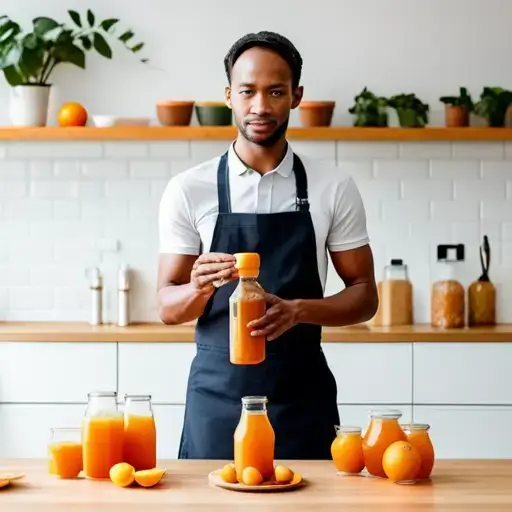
{"left": 227, "top": 141, "right": 294, "bottom": 177}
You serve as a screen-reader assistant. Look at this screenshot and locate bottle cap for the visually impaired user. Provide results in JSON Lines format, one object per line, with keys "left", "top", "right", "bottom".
{"left": 234, "top": 253, "right": 260, "bottom": 277}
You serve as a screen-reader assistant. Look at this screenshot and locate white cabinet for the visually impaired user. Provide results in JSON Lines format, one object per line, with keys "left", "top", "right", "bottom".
{"left": 414, "top": 343, "right": 512, "bottom": 404}
{"left": 0, "top": 404, "right": 84, "bottom": 458}
{"left": 413, "top": 406, "right": 512, "bottom": 459}
{"left": 153, "top": 404, "right": 185, "bottom": 459}
{"left": 118, "top": 343, "right": 195, "bottom": 404}
{"left": 323, "top": 343, "right": 412, "bottom": 404}
{"left": 0, "top": 342, "right": 117, "bottom": 403}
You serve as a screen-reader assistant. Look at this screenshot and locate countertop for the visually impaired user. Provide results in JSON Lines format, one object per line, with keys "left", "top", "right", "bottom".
{"left": 1, "top": 459, "right": 512, "bottom": 511}
{"left": 0, "top": 321, "right": 511, "bottom": 342}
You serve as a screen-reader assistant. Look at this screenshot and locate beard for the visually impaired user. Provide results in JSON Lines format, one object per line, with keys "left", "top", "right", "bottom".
{"left": 236, "top": 115, "right": 289, "bottom": 147}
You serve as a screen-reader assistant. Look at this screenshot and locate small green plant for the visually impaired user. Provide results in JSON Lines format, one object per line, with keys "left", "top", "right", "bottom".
{"left": 348, "top": 87, "right": 388, "bottom": 127}
{"left": 0, "top": 9, "right": 148, "bottom": 86}
{"left": 387, "top": 93, "right": 430, "bottom": 128}
{"left": 473, "top": 87, "right": 512, "bottom": 127}
{"left": 439, "top": 87, "right": 474, "bottom": 110}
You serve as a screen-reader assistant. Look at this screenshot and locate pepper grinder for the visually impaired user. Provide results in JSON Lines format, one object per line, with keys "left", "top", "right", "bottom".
{"left": 86, "top": 266, "right": 103, "bottom": 326}
{"left": 117, "top": 264, "right": 130, "bottom": 327}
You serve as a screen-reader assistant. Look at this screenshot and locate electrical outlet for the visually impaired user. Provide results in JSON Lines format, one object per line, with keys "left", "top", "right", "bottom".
{"left": 437, "top": 244, "right": 464, "bottom": 262}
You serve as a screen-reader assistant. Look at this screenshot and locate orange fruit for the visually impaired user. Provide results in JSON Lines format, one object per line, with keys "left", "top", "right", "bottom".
{"left": 133, "top": 468, "right": 166, "bottom": 488}
{"left": 331, "top": 428, "right": 365, "bottom": 474}
{"left": 57, "top": 102, "right": 88, "bottom": 127}
{"left": 274, "top": 465, "right": 294, "bottom": 483}
{"left": 241, "top": 466, "right": 263, "bottom": 486}
{"left": 382, "top": 441, "right": 421, "bottom": 483}
{"left": 109, "top": 462, "right": 135, "bottom": 487}
{"left": 219, "top": 463, "right": 237, "bottom": 484}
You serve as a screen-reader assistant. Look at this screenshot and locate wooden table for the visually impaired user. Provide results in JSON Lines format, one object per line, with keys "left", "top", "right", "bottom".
{"left": 1, "top": 459, "right": 512, "bottom": 511}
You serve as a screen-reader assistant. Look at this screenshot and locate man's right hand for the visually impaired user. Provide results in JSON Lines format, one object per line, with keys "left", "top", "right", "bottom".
{"left": 190, "top": 252, "right": 238, "bottom": 292}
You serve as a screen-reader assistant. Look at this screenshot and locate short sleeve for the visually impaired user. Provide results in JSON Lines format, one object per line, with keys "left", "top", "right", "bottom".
{"left": 327, "top": 176, "right": 370, "bottom": 252}
{"left": 158, "top": 177, "right": 201, "bottom": 255}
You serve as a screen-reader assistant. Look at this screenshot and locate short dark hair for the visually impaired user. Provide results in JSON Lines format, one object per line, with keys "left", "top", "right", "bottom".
{"left": 224, "top": 31, "right": 303, "bottom": 89}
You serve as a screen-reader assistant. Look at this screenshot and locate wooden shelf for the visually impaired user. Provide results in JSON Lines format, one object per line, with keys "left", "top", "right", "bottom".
{"left": 1, "top": 126, "right": 512, "bottom": 141}
{"left": 0, "top": 321, "right": 511, "bottom": 342}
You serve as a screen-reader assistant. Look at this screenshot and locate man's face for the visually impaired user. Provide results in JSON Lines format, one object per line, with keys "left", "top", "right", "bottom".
{"left": 225, "top": 47, "right": 303, "bottom": 147}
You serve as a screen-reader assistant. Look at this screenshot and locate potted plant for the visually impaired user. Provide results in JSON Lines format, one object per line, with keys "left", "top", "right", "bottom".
{"left": 387, "top": 93, "right": 429, "bottom": 128}
{"left": 348, "top": 87, "right": 388, "bottom": 127}
{"left": 439, "top": 87, "right": 474, "bottom": 127}
{"left": 298, "top": 101, "right": 336, "bottom": 127}
{"left": 473, "top": 87, "right": 512, "bottom": 127}
{"left": 0, "top": 10, "right": 147, "bottom": 127}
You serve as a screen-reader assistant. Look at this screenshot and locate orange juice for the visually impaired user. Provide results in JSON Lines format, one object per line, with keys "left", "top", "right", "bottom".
{"left": 402, "top": 423, "right": 435, "bottom": 479}
{"left": 234, "top": 396, "right": 275, "bottom": 482}
{"left": 331, "top": 426, "right": 365, "bottom": 474}
{"left": 82, "top": 415, "right": 124, "bottom": 479}
{"left": 124, "top": 414, "right": 156, "bottom": 470}
{"left": 49, "top": 442, "right": 83, "bottom": 478}
{"left": 230, "top": 253, "right": 267, "bottom": 365}
{"left": 362, "top": 410, "right": 407, "bottom": 478}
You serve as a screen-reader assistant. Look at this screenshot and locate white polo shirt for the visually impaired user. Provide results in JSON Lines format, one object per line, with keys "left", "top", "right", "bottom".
{"left": 159, "top": 143, "right": 370, "bottom": 292}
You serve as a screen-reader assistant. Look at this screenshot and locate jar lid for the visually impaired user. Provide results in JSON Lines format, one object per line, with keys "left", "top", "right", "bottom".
{"left": 369, "top": 408, "right": 402, "bottom": 419}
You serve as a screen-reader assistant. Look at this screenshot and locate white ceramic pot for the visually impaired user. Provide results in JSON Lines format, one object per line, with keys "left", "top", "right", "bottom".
{"left": 9, "top": 85, "right": 51, "bottom": 126}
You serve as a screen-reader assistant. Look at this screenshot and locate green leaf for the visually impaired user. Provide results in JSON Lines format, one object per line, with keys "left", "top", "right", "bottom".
{"left": 100, "top": 18, "right": 119, "bottom": 32}
{"left": 80, "top": 35, "right": 92, "bottom": 50}
{"left": 0, "top": 18, "right": 21, "bottom": 44}
{"left": 130, "top": 42, "right": 144, "bottom": 53}
{"left": 19, "top": 46, "right": 44, "bottom": 79}
{"left": 93, "top": 32, "right": 112, "bottom": 58}
{"left": 3, "top": 64, "right": 24, "bottom": 86}
{"left": 0, "top": 42, "right": 21, "bottom": 69}
{"left": 62, "top": 44, "right": 86, "bottom": 68}
{"left": 22, "top": 33, "right": 38, "bottom": 50}
{"left": 118, "top": 30, "right": 134, "bottom": 43}
{"left": 56, "top": 29, "right": 73, "bottom": 44}
{"left": 33, "top": 17, "right": 60, "bottom": 36}
{"left": 87, "top": 9, "right": 95, "bottom": 27}
{"left": 68, "top": 10, "right": 81, "bottom": 27}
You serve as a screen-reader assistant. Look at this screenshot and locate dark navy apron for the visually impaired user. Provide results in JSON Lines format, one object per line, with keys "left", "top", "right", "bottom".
{"left": 178, "top": 149, "right": 340, "bottom": 460}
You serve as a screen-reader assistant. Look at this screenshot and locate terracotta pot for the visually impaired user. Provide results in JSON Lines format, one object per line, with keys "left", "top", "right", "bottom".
{"left": 445, "top": 105, "right": 469, "bottom": 127}
{"left": 299, "top": 101, "right": 335, "bottom": 127}
{"left": 156, "top": 101, "right": 194, "bottom": 126}
{"left": 195, "top": 102, "right": 232, "bottom": 126}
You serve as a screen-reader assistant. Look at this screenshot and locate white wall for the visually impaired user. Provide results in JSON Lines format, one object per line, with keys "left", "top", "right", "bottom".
{"left": 1, "top": 1, "right": 511, "bottom": 324}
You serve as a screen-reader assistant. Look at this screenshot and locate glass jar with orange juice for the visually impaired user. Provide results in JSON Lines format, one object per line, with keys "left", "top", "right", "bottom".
{"left": 402, "top": 423, "right": 435, "bottom": 479}
{"left": 234, "top": 396, "right": 275, "bottom": 483}
{"left": 123, "top": 394, "right": 157, "bottom": 471}
{"left": 48, "top": 427, "right": 83, "bottom": 478}
{"left": 82, "top": 391, "right": 124, "bottom": 479}
{"left": 331, "top": 426, "right": 365, "bottom": 475}
{"left": 229, "top": 252, "right": 267, "bottom": 365}
{"left": 362, "top": 409, "right": 407, "bottom": 478}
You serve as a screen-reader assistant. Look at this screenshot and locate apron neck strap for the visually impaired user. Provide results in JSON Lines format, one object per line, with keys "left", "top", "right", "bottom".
{"left": 217, "top": 150, "right": 310, "bottom": 214}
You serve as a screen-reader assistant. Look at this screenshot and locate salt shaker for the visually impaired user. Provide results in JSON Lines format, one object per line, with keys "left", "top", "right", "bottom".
{"left": 86, "top": 266, "right": 103, "bottom": 326}
{"left": 117, "top": 264, "right": 130, "bottom": 327}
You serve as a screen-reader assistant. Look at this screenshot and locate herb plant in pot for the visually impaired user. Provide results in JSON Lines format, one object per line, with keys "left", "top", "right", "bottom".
{"left": 0, "top": 10, "right": 147, "bottom": 127}
{"left": 387, "top": 93, "right": 430, "bottom": 128}
{"left": 439, "top": 87, "right": 474, "bottom": 127}
{"left": 473, "top": 87, "right": 512, "bottom": 127}
{"left": 348, "top": 87, "right": 388, "bottom": 127}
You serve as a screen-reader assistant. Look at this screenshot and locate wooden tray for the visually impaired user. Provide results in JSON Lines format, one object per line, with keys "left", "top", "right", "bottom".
{"left": 208, "top": 469, "right": 305, "bottom": 493}
{"left": 0, "top": 472, "right": 25, "bottom": 489}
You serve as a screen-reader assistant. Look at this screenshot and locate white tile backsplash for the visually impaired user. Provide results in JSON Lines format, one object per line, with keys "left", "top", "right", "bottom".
{"left": 1, "top": 139, "right": 511, "bottom": 322}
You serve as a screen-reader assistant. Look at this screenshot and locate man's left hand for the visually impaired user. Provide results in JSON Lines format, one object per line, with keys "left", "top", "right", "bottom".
{"left": 247, "top": 293, "right": 300, "bottom": 341}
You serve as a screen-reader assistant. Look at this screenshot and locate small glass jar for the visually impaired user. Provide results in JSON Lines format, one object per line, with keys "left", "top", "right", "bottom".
{"left": 402, "top": 423, "right": 435, "bottom": 479}
{"left": 123, "top": 394, "right": 157, "bottom": 471}
{"left": 48, "top": 427, "right": 82, "bottom": 478}
{"left": 362, "top": 409, "right": 407, "bottom": 478}
{"left": 82, "top": 391, "right": 124, "bottom": 479}
{"left": 234, "top": 396, "right": 275, "bottom": 482}
{"left": 331, "top": 426, "right": 365, "bottom": 475}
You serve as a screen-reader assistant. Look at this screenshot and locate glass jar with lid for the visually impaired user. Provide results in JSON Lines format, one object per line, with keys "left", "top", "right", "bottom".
{"left": 331, "top": 425, "right": 365, "bottom": 475}
{"left": 401, "top": 423, "right": 435, "bottom": 480}
{"left": 82, "top": 391, "right": 124, "bottom": 479}
{"left": 47, "top": 427, "right": 82, "bottom": 478}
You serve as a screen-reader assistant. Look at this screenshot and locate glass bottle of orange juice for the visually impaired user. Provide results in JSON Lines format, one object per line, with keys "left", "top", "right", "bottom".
{"left": 123, "top": 394, "right": 157, "bottom": 471}
{"left": 82, "top": 391, "right": 124, "bottom": 479}
{"left": 331, "top": 425, "right": 365, "bottom": 475}
{"left": 48, "top": 427, "right": 83, "bottom": 478}
{"left": 234, "top": 396, "right": 275, "bottom": 482}
{"left": 362, "top": 409, "right": 407, "bottom": 478}
{"left": 229, "top": 252, "right": 266, "bottom": 365}
{"left": 402, "top": 423, "right": 435, "bottom": 479}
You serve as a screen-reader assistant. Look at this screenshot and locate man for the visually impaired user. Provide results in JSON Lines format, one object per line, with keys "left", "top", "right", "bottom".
{"left": 157, "top": 31, "right": 378, "bottom": 461}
